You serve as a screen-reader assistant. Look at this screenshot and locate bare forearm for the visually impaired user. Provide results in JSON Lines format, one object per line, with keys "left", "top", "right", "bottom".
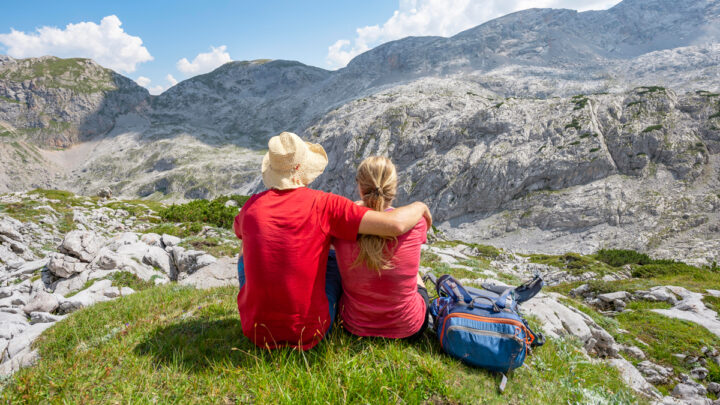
{"left": 386, "top": 202, "right": 427, "bottom": 234}
{"left": 358, "top": 202, "right": 431, "bottom": 237}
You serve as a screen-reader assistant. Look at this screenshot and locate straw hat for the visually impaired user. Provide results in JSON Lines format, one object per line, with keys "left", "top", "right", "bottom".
{"left": 261, "top": 132, "right": 328, "bottom": 190}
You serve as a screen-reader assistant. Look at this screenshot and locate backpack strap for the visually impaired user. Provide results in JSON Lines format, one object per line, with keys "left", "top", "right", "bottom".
{"left": 514, "top": 274, "right": 543, "bottom": 304}
{"left": 436, "top": 274, "right": 473, "bottom": 304}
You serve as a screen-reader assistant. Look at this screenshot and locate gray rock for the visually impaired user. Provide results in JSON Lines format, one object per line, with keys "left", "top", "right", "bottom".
{"left": 51, "top": 271, "right": 90, "bottom": 297}
{"left": 170, "top": 247, "right": 217, "bottom": 280}
{"left": 691, "top": 367, "right": 710, "bottom": 380}
{"left": 179, "top": 256, "right": 238, "bottom": 289}
{"left": 597, "top": 291, "right": 631, "bottom": 303}
{"left": 5, "top": 322, "right": 54, "bottom": 360}
{"left": 607, "top": 358, "right": 662, "bottom": 400}
{"left": 0, "top": 218, "right": 23, "bottom": 242}
{"left": 0, "top": 348, "right": 39, "bottom": 376}
{"left": 97, "top": 187, "right": 112, "bottom": 198}
{"left": 569, "top": 284, "right": 590, "bottom": 298}
{"left": 637, "top": 360, "right": 674, "bottom": 385}
{"left": 140, "top": 233, "right": 163, "bottom": 247}
{"left": 621, "top": 345, "right": 646, "bottom": 360}
{"left": 58, "top": 230, "right": 106, "bottom": 262}
{"left": 161, "top": 234, "right": 181, "bottom": 247}
{"left": 707, "top": 382, "right": 720, "bottom": 396}
{"left": 22, "top": 291, "right": 60, "bottom": 314}
{"left": 47, "top": 253, "right": 87, "bottom": 278}
{"left": 29, "top": 311, "right": 65, "bottom": 324}
{"left": 142, "top": 246, "right": 175, "bottom": 276}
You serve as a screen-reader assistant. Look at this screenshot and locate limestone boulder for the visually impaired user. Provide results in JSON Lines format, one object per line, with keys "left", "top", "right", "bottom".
{"left": 22, "top": 291, "right": 60, "bottom": 314}
{"left": 58, "top": 230, "right": 105, "bottom": 262}
{"left": 179, "top": 257, "right": 238, "bottom": 289}
{"left": 47, "top": 253, "right": 87, "bottom": 278}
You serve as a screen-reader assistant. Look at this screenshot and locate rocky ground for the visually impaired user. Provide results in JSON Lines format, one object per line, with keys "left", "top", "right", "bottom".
{"left": 0, "top": 190, "right": 238, "bottom": 376}
{"left": 3, "top": 190, "right": 720, "bottom": 404}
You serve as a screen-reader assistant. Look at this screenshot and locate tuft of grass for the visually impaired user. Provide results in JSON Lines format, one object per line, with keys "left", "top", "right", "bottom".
{"left": 109, "top": 271, "right": 156, "bottom": 291}
{"left": 642, "top": 125, "right": 663, "bottom": 133}
{"left": 565, "top": 118, "right": 581, "bottom": 131}
{"left": 626, "top": 101, "right": 643, "bottom": 108}
{"left": 0, "top": 285, "right": 639, "bottom": 404}
{"left": 589, "top": 147, "right": 600, "bottom": 153}
{"left": 27, "top": 189, "right": 76, "bottom": 201}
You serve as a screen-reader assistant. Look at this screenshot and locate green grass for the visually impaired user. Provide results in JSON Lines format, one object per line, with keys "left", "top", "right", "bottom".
{"left": 0, "top": 285, "right": 639, "bottom": 404}
{"left": 143, "top": 222, "right": 205, "bottom": 238}
{"left": 109, "top": 271, "right": 156, "bottom": 291}
{"left": 710, "top": 111, "right": 720, "bottom": 120}
{"left": 431, "top": 240, "right": 501, "bottom": 259}
{"left": 528, "top": 253, "right": 615, "bottom": 276}
{"left": 642, "top": 125, "right": 663, "bottom": 133}
{"left": 595, "top": 249, "right": 654, "bottom": 267}
{"left": 615, "top": 309, "right": 720, "bottom": 391}
{"left": 159, "top": 195, "right": 250, "bottom": 229}
{"left": 565, "top": 118, "right": 581, "bottom": 131}
{"left": 637, "top": 86, "right": 666, "bottom": 95}
{"left": 626, "top": 101, "right": 643, "bottom": 108}
{"left": 179, "top": 236, "right": 239, "bottom": 258}
{"left": 0, "top": 95, "right": 20, "bottom": 104}
{"left": 571, "top": 96, "right": 589, "bottom": 111}
{"left": 589, "top": 147, "right": 600, "bottom": 153}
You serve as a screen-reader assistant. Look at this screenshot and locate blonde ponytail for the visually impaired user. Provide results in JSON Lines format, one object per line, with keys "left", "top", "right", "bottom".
{"left": 353, "top": 156, "right": 398, "bottom": 272}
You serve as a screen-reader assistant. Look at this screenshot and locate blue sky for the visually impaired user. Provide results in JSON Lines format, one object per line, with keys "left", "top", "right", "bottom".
{"left": 0, "top": 0, "right": 621, "bottom": 94}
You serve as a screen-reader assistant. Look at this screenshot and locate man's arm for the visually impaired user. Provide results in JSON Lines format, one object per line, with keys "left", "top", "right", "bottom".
{"left": 358, "top": 201, "right": 432, "bottom": 237}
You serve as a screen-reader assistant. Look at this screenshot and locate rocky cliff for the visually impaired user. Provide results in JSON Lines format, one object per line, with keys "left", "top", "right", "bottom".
{"left": 0, "top": 0, "right": 719, "bottom": 263}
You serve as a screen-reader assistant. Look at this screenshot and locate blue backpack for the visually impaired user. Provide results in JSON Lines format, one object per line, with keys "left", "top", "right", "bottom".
{"left": 428, "top": 274, "right": 545, "bottom": 381}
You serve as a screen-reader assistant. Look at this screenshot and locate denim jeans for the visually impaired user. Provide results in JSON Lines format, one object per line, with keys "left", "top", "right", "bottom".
{"left": 237, "top": 250, "right": 343, "bottom": 331}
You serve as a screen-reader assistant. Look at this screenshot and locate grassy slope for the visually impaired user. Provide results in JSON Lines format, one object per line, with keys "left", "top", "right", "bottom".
{"left": 0, "top": 285, "right": 638, "bottom": 404}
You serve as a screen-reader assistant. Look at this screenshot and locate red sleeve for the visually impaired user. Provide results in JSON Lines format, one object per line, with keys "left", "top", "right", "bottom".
{"left": 323, "top": 193, "right": 371, "bottom": 241}
{"left": 233, "top": 209, "right": 244, "bottom": 240}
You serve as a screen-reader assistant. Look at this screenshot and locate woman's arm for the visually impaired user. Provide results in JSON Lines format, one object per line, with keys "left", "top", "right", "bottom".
{"left": 357, "top": 201, "right": 432, "bottom": 237}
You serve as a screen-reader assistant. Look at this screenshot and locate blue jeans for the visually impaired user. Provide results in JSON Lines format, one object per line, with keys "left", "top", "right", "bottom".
{"left": 237, "top": 250, "right": 343, "bottom": 332}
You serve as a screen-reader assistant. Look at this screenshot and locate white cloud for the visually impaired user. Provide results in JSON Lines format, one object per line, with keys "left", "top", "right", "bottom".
{"left": 326, "top": 0, "right": 621, "bottom": 68}
{"left": 176, "top": 45, "right": 232, "bottom": 76}
{"left": 166, "top": 74, "right": 178, "bottom": 86}
{"left": 134, "top": 75, "right": 177, "bottom": 95}
{"left": 0, "top": 15, "right": 152, "bottom": 73}
{"left": 135, "top": 76, "right": 151, "bottom": 87}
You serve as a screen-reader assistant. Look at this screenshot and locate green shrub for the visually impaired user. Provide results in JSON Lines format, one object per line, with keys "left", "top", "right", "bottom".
{"left": 595, "top": 249, "right": 653, "bottom": 267}
{"left": 159, "top": 195, "right": 250, "bottom": 229}
{"left": 631, "top": 262, "right": 701, "bottom": 278}
{"left": 642, "top": 125, "right": 663, "bottom": 133}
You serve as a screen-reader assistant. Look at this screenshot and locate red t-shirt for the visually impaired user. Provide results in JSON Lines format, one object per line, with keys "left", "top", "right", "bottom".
{"left": 333, "top": 214, "right": 428, "bottom": 338}
{"left": 234, "top": 187, "right": 370, "bottom": 350}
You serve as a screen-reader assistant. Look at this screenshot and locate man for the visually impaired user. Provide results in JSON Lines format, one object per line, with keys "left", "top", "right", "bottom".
{"left": 234, "top": 132, "right": 431, "bottom": 350}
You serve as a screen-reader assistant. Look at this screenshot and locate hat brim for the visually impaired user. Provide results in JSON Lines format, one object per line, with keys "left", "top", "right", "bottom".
{"left": 262, "top": 141, "right": 328, "bottom": 190}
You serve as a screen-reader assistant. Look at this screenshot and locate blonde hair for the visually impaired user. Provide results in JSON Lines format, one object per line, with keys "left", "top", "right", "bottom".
{"left": 353, "top": 156, "right": 398, "bottom": 272}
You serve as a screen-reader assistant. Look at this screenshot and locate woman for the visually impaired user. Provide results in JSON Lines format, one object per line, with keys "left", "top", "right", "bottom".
{"left": 333, "top": 156, "right": 429, "bottom": 340}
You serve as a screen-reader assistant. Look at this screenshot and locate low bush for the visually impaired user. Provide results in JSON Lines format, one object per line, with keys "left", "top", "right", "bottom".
{"left": 595, "top": 249, "right": 653, "bottom": 267}
{"left": 631, "top": 262, "right": 701, "bottom": 278}
{"left": 159, "top": 195, "right": 250, "bottom": 229}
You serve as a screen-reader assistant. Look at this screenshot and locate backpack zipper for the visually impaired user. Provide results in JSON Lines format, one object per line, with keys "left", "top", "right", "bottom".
{"left": 440, "top": 313, "right": 534, "bottom": 347}
{"left": 445, "top": 325, "right": 525, "bottom": 345}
